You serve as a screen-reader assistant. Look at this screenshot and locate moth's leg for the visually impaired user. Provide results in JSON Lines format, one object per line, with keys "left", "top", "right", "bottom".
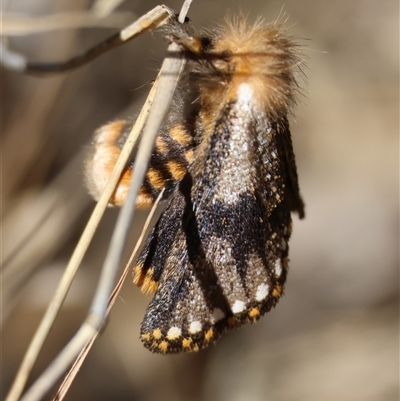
{"left": 85, "top": 112, "right": 195, "bottom": 208}
{"left": 0, "top": 5, "right": 173, "bottom": 74}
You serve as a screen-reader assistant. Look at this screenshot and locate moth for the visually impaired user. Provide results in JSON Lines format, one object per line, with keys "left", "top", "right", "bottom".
{"left": 85, "top": 12, "right": 306, "bottom": 353}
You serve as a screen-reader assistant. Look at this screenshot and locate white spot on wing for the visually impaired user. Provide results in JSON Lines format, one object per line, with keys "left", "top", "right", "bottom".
{"left": 275, "top": 258, "right": 282, "bottom": 277}
{"left": 231, "top": 300, "right": 246, "bottom": 314}
{"left": 189, "top": 321, "right": 202, "bottom": 334}
{"left": 212, "top": 308, "right": 225, "bottom": 322}
{"left": 167, "top": 326, "right": 181, "bottom": 340}
{"left": 255, "top": 283, "right": 270, "bottom": 301}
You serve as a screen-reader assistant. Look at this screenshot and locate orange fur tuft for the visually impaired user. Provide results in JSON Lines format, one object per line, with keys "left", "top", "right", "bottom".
{"left": 196, "top": 15, "right": 304, "bottom": 118}
{"left": 84, "top": 120, "right": 132, "bottom": 207}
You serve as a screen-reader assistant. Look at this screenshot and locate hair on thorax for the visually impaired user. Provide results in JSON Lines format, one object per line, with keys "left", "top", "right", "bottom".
{"left": 162, "top": 12, "right": 305, "bottom": 120}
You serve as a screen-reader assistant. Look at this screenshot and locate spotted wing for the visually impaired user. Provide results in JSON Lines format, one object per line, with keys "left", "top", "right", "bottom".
{"left": 135, "top": 100, "right": 294, "bottom": 353}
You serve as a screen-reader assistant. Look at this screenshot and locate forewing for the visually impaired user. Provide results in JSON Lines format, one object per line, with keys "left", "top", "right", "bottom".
{"left": 136, "top": 100, "right": 293, "bottom": 353}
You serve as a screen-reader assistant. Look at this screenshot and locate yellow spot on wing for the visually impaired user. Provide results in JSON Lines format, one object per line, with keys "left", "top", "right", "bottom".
{"left": 133, "top": 263, "right": 145, "bottom": 287}
{"left": 169, "top": 125, "right": 192, "bottom": 146}
{"left": 272, "top": 285, "right": 283, "bottom": 298}
{"left": 185, "top": 149, "right": 195, "bottom": 164}
{"left": 152, "top": 328, "right": 162, "bottom": 340}
{"left": 155, "top": 136, "right": 169, "bottom": 154}
{"left": 159, "top": 340, "right": 169, "bottom": 353}
{"left": 182, "top": 338, "right": 193, "bottom": 349}
{"left": 248, "top": 307, "right": 260, "bottom": 319}
{"left": 141, "top": 274, "right": 158, "bottom": 295}
{"left": 133, "top": 267, "right": 158, "bottom": 294}
{"left": 167, "top": 161, "right": 187, "bottom": 181}
{"left": 205, "top": 328, "right": 214, "bottom": 342}
{"left": 147, "top": 168, "right": 166, "bottom": 190}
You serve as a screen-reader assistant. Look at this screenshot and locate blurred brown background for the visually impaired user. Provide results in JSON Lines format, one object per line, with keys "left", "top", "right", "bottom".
{"left": 1, "top": 0, "right": 398, "bottom": 400}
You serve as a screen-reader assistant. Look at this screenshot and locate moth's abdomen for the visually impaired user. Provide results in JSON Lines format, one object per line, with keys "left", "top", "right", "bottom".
{"left": 84, "top": 119, "right": 195, "bottom": 207}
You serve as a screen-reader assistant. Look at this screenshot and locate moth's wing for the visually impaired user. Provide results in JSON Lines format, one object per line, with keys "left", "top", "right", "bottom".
{"left": 135, "top": 175, "right": 228, "bottom": 353}
{"left": 278, "top": 118, "right": 305, "bottom": 218}
{"left": 136, "top": 113, "right": 293, "bottom": 353}
{"left": 132, "top": 180, "right": 188, "bottom": 296}
{"left": 136, "top": 177, "right": 291, "bottom": 353}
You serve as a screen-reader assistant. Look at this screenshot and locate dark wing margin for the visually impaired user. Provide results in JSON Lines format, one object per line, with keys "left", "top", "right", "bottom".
{"left": 279, "top": 117, "right": 305, "bottom": 218}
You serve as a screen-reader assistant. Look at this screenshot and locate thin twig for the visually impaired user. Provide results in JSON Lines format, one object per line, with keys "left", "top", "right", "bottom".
{"left": 52, "top": 189, "right": 164, "bottom": 401}
{"left": 15, "top": 1, "right": 193, "bottom": 401}
{"left": 4, "top": 6, "right": 173, "bottom": 401}
{"left": 1, "top": 11, "right": 134, "bottom": 36}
